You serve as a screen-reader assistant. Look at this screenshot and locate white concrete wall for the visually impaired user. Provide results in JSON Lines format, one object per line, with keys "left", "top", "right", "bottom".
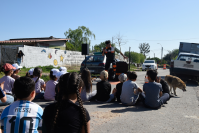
{"left": 19, "top": 45, "right": 85, "bottom": 68}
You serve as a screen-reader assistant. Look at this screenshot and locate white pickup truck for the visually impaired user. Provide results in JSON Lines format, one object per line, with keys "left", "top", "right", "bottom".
{"left": 142, "top": 60, "right": 157, "bottom": 71}
{"left": 170, "top": 52, "right": 199, "bottom": 81}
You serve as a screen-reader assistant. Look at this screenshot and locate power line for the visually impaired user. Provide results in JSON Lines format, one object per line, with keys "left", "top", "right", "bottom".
{"left": 92, "top": 38, "right": 199, "bottom": 41}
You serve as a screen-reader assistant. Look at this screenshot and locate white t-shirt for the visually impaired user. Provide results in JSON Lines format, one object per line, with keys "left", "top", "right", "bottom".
{"left": 0, "top": 100, "right": 43, "bottom": 133}
{"left": 44, "top": 80, "right": 58, "bottom": 101}
{"left": 32, "top": 77, "right": 45, "bottom": 93}
{"left": 0, "top": 76, "right": 15, "bottom": 94}
{"left": 120, "top": 80, "right": 140, "bottom": 105}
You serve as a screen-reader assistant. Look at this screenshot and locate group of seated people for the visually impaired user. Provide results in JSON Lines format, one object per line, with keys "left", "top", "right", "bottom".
{"left": 0, "top": 63, "right": 171, "bottom": 133}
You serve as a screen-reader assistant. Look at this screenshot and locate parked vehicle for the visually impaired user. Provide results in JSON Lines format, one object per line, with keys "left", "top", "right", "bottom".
{"left": 80, "top": 55, "right": 106, "bottom": 74}
{"left": 170, "top": 52, "right": 199, "bottom": 80}
{"left": 170, "top": 42, "right": 199, "bottom": 81}
{"left": 142, "top": 60, "right": 157, "bottom": 71}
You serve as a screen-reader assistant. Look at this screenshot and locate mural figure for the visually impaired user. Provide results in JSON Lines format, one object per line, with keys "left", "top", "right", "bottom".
{"left": 54, "top": 59, "right": 58, "bottom": 66}
{"left": 64, "top": 50, "right": 67, "bottom": 54}
{"left": 60, "top": 55, "right": 64, "bottom": 62}
{"left": 48, "top": 53, "right": 52, "bottom": 59}
{"left": 41, "top": 49, "right": 46, "bottom": 53}
{"left": 55, "top": 50, "right": 58, "bottom": 54}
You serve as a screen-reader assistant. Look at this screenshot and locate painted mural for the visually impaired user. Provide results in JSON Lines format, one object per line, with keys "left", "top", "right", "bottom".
{"left": 18, "top": 45, "right": 85, "bottom": 68}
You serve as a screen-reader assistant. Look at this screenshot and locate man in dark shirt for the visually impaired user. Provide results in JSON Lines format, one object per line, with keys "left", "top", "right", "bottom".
{"left": 102, "top": 40, "right": 127, "bottom": 71}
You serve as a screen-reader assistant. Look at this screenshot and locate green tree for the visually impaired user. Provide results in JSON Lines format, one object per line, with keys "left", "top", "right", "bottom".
{"left": 163, "top": 49, "right": 179, "bottom": 63}
{"left": 64, "top": 26, "right": 95, "bottom": 51}
{"left": 66, "top": 42, "right": 75, "bottom": 50}
{"left": 146, "top": 57, "right": 161, "bottom": 63}
{"left": 124, "top": 51, "right": 145, "bottom": 63}
{"left": 94, "top": 42, "right": 116, "bottom": 52}
{"left": 139, "top": 43, "right": 150, "bottom": 56}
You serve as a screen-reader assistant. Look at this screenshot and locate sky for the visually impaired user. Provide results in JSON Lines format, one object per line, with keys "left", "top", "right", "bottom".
{"left": 0, "top": 0, "right": 199, "bottom": 59}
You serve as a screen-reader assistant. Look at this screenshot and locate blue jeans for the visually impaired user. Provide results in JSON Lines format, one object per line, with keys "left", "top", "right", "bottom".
{"left": 17, "top": 58, "right": 21, "bottom": 66}
{"left": 0, "top": 95, "right": 14, "bottom": 106}
{"left": 34, "top": 91, "right": 44, "bottom": 100}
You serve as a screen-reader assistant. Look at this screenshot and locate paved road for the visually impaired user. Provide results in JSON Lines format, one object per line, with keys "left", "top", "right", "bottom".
{"left": 1, "top": 68, "right": 199, "bottom": 133}
{"left": 85, "top": 68, "right": 199, "bottom": 133}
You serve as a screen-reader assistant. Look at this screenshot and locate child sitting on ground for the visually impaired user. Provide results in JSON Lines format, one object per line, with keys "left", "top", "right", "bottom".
{"left": 80, "top": 68, "right": 96, "bottom": 102}
{"left": 11, "top": 63, "right": 22, "bottom": 80}
{"left": 113, "top": 73, "right": 127, "bottom": 102}
{"left": 32, "top": 67, "right": 46, "bottom": 100}
{"left": 95, "top": 70, "right": 115, "bottom": 102}
{"left": 0, "top": 77, "right": 43, "bottom": 133}
{"left": 141, "top": 70, "right": 170, "bottom": 109}
{"left": 44, "top": 69, "right": 59, "bottom": 101}
{"left": 120, "top": 71, "right": 142, "bottom": 105}
{"left": 156, "top": 77, "right": 171, "bottom": 101}
{"left": 26, "top": 68, "right": 34, "bottom": 78}
{"left": 42, "top": 72, "right": 90, "bottom": 133}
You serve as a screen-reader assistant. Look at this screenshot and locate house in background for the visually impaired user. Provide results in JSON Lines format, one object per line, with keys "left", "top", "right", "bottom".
{"left": 0, "top": 36, "right": 70, "bottom": 50}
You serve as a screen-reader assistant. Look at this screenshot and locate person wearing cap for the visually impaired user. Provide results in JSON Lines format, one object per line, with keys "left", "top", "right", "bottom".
{"left": 59, "top": 67, "right": 67, "bottom": 73}
{"left": 0, "top": 63, "right": 15, "bottom": 105}
{"left": 44, "top": 69, "right": 59, "bottom": 101}
{"left": 56, "top": 71, "right": 67, "bottom": 81}
{"left": 11, "top": 63, "right": 22, "bottom": 80}
{"left": 112, "top": 73, "right": 127, "bottom": 102}
{"left": 26, "top": 68, "right": 34, "bottom": 78}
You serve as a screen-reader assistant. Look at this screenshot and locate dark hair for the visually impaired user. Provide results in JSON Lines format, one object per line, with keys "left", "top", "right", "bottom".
{"left": 26, "top": 72, "right": 34, "bottom": 78}
{"left": 13, "top": 77, "right": 35, "bottom": 99}
{"left": 50, "top": 71, "right": 57, "bottom": 81}
{"left": 128, "top": 71, "right": 137, "bottom": 80}
{"left": 0, "top": 67, "right": 11, "bottom": 75}
{"left": 19, "top": 50, "right": 24, "bottom": 55}
{"left": 33, "top": 67, "right": 42, "bottom": 83}
{"left": 52, "top": 72, "right": 87, "bottom": 133}
{"left": 105, "top": 40, "right": 111, "bottom": 45}
{"left": 81, "top": 68, "right": 92, "bottom": 93}
{"left": 147, "top": 70, "right": 157, "bottom": 81}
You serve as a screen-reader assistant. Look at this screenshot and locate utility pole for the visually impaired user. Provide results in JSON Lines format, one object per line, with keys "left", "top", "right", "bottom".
{"left": 92, "top": 46, "right": 93, "bottom": 52}
{"left": 129, "top": 47, "right": 131, "bottom": 71}
{"left": 112, "top": 37, "right": 113, "bottom": 44}
{"left": 154, "top": 53, "right": 155, "bottom": 58}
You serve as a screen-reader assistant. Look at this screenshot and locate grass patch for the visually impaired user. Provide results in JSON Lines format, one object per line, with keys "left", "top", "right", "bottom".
{"left": 0, "top": 65, "right": 81, "bottom": 82}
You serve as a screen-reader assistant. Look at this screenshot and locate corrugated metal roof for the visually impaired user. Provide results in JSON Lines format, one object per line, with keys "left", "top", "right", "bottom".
{"left": 0, "top": 38, "right": 70, "bottom": 44}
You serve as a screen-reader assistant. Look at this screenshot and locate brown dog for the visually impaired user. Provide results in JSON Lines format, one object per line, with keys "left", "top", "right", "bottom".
{"left": 165, "top": 75, "right": 186, "bottom": 96}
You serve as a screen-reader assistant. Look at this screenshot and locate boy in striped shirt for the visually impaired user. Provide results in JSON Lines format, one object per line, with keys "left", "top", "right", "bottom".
{"left": 0, "top": 77, "right": 43, "bottom": 133}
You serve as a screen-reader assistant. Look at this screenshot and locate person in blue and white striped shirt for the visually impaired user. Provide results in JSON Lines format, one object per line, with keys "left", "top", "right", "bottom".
{"left": 0, "top": 77, "right": 43, "bottom": 133}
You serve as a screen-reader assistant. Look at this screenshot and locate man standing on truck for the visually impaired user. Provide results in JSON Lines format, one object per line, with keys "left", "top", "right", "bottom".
{"left": 102, "top": 40, "right": 128, "bottom": 72}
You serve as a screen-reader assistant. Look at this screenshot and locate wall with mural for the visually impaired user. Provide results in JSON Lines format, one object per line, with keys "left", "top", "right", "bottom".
{"left": 19, "top": 45, "right": 85, "bottom": 68}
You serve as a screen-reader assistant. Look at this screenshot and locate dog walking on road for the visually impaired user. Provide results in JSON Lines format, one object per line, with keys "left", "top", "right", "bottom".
{"left": 165, "top": 75, "right": 186, "bottom": 96}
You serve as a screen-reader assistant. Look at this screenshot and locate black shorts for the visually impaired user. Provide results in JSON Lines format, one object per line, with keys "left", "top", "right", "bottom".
{"left": 105, "top": 60, "right": 115, "bottom": 71}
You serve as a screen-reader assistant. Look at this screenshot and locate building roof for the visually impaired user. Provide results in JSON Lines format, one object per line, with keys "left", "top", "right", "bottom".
{"left": 0, "top": 36, "right": 70, "bottom": 44}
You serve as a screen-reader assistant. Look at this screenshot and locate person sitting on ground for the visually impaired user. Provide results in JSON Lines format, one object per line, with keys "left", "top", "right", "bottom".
{"left": 80, "top": 68, "right": 96, "bottom": 102}
{"left": 0, "top": 63, "right": 15, "bottom": 105}
{"left": 44, "top": 69, "right": 59, "bottom": 101}
{"left": 11, "top": 63, "right": 22, "bottom": 80}
{"left": 42, "top": 72, "right": 90, "bottom": 133}
{"left": 59, "top": 67, "right": 68, "bottom": 73}
{"left": 120, "top": 71, "right": 142, "bottom": 106}
{"left": 32, "top": 67, "right": 46, "bottom": 100}
{"left": 0, "top": 81, "right": 11, "bottom": 106}
{"left": 156, "top": 77, "right": 171, "bottom": 101}
{"left": 113, "top": 73, "right": 127, "bottom": 103}
{"left": 94, "top": 70, "right": 115, "bottom": 102}
{"left": 0, "top": 77, "right": 43, "bottom": 133}
{"left": 141, "top": 70, "right": 170, "bottom": 109}
{"left": 26, "top": 68, "right": 34, "bottom": 78}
